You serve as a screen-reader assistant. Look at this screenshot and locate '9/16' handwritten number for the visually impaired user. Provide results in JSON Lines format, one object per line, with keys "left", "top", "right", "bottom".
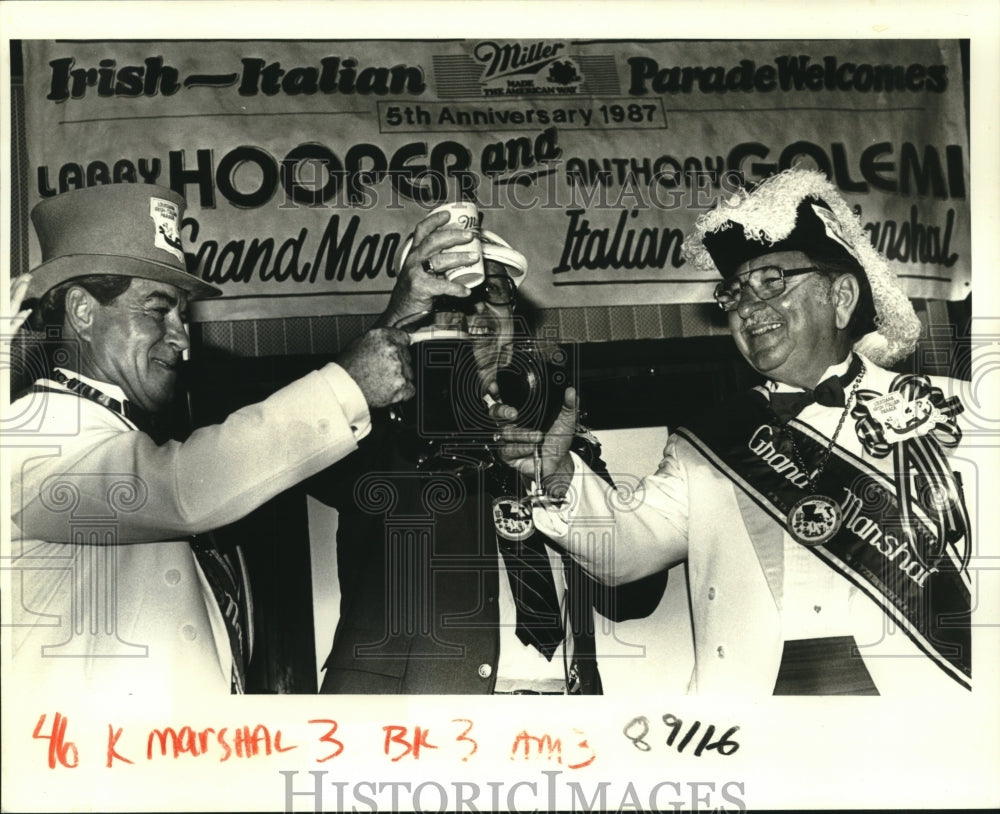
{"left": 623, "top": 715, "right": 740, "bottom": 757}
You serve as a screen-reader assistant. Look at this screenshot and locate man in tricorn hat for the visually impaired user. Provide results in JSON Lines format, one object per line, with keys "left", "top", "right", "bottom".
{"left": 499, "top": 168, "right": 975, "bottom": 695}
{"left": 6, "top": 182, "right": 415, "bottom": 696}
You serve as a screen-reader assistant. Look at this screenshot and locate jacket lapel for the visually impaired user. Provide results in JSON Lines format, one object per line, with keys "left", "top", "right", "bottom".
{"left": 734, "top": 487, "right": 784, "bottom": 613}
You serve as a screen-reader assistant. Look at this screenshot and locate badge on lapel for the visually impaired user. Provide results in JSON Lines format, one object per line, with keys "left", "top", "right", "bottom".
{"left": 492, "top": 496, "right": 535, "bottom": 542}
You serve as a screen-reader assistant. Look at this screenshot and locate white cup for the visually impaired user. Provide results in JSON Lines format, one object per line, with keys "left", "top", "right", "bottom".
{"left": 430, "top": 201, "right": 485, "bottom": 288}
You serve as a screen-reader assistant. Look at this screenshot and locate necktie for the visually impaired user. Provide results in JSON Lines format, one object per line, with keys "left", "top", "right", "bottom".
{"left": 189, "top": 535, "right": 249, "bottom": 693}
{"left": 768, "top": 355, "right": 863, "bottom": 424}
{"left": 498, "top": 534, "right": 565, "bottom": 660}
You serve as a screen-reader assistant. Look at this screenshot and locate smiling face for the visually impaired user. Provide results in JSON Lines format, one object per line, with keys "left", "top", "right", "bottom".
{"left": 467, "top": 260, "right": 517, "bottom": 361}
{"left": 72, "top": 277, "right": 191, "bottom": 413}
{"left": 432, "top": 259, "right": 518, "bottom": 394}
{"left": 727, "top": 250, "right": 857, "bottom": 389}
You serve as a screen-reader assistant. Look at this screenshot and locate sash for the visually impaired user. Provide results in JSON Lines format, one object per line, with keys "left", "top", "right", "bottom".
{"left": 676, "top": 384, "right": 972, "bottom": 691}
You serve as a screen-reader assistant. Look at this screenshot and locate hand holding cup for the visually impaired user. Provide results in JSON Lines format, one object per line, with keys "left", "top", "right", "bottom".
{"left": 376, "top": 207, "right": 484, "bottom": 329}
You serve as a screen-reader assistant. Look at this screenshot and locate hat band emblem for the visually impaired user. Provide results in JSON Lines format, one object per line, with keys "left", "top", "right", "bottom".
{"left": 150, "top": 197, "right": 184, "bottom": 262}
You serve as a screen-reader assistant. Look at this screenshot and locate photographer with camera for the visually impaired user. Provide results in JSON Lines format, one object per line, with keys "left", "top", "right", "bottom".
{"left": 308, "top": 208, "right": 666, "bottom": 695}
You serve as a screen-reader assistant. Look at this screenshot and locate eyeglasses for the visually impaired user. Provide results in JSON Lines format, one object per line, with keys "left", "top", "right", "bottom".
{"left": 713, "top": 266, "right": 820, "bottom": 311}
{"left": 474, "top": 274, "right": 517, "bottom": 307}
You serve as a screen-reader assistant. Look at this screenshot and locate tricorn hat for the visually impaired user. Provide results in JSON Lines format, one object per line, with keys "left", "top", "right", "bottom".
{"left": 26, "top": 183, "right": 221, "bottom": 301}
{"left": 682, "top": 168, "right": 921, "bottom": 366}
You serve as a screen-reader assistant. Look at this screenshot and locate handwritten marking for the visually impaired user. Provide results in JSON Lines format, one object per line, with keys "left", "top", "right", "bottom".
{"left": 383, "top": 725, "right": 438, "bottom": 761}
{"left": 146, "top": 724, "right": 296, "bottom": 761}
{"left": 32, "top": 713, "right": 79, "bottom": 769}
{"left": 308, "top": 719, "right": 344, "bottom": 763}
{"left": 623, "top": 714, "right": 741, "bottom": 757}
{"left": 452, "top": 718, "right": 478, "bottom": 762}
{"left": 106, "top": 724, "right": 133, "bottom": 767}
{"left": 510, "top": 728, "right": 596, "bottom": 768}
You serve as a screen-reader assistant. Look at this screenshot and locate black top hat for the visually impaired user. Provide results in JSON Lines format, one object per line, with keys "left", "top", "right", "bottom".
{"left": 703, "top": 198, "right": 866, "bottom": 279}
{"left": 26, "top": 183, "right": 221, "bottom": 301}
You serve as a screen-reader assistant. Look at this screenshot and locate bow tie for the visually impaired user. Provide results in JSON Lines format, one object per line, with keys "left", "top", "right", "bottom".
{"left": 768, "top": 355, "right": 863, "bottom": 424}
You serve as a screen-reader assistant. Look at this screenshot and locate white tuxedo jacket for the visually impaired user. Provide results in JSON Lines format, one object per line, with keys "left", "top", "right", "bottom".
{"left": 7, "top": 365, "right": 366, "bottom": 698}
{"left": 538, "top": 358, "right": 978, "bottom": 696}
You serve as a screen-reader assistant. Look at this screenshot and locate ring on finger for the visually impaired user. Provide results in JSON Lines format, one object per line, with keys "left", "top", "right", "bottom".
{"left": 421, "top": 258, "right": 435, "bottom": 274}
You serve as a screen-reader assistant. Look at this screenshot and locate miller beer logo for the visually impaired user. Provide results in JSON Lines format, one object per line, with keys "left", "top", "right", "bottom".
{"left": 474, "top": 41, "right": 568, "bottom": 80}
{"left": 472, "top": 41, "right": 584, "bottom": 97}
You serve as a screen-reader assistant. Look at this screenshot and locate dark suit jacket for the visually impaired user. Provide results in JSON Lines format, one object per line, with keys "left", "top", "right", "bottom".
{"left": 307, "top": 418, "right": 667, "bottom": 694}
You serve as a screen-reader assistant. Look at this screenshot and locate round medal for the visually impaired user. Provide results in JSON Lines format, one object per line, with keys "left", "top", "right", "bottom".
{"left": 786, "top": 494, "right": 843, "bottom": 546}
{"left": 492, "top": 496, "right": 534, "bottom": 542}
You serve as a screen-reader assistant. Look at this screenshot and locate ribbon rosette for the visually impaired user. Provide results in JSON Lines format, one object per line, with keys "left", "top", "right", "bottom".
{"left": 851, "top": 374, "right": 970, "bottom": 570}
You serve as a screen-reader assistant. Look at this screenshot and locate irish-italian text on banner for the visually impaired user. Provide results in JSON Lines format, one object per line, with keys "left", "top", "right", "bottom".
{"left": 23, "top": 39, "right": 969, "bottom": 321}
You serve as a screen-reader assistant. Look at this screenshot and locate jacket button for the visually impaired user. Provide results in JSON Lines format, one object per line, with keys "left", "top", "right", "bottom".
{"left": 716, "top": 645, "right": 725, "bottom": 658}
{"left": 708, "top": 587, "right": 716, "bottom": 600}
{"left": 181, "top": 624, "right": 198, "bottom": 641}
{"left": 164, "top": 569, "right": 181, "bottom": 586}
{"left": 478, "top": 663, "right": 492, "bottom": 679}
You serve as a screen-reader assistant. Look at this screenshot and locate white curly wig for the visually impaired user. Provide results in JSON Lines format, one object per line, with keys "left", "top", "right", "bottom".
{"left": 682, "top": 168, "right": 921, "bottom": 366}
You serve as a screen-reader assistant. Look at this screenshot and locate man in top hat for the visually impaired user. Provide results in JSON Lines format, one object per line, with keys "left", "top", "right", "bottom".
{"left": 499, "top": 168, "right": 975, "bottom": 695}
{"left": 306, "top": 210, "right": 665, "bottom": 694}
{"left": 6, "top": 182, "right": 414, "bottom": 697}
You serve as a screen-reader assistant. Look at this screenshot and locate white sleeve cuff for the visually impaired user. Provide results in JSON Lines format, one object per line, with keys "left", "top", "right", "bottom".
{"left": 530, "top": 451, "right": 585, "bottom": 541}
{"left": 318, "top": 363, "right": 372, "bottom": 441}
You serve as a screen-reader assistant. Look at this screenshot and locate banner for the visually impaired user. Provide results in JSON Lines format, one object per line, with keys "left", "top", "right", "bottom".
{"left": 22, "top": 39, "right": 970, "bottom": 321}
